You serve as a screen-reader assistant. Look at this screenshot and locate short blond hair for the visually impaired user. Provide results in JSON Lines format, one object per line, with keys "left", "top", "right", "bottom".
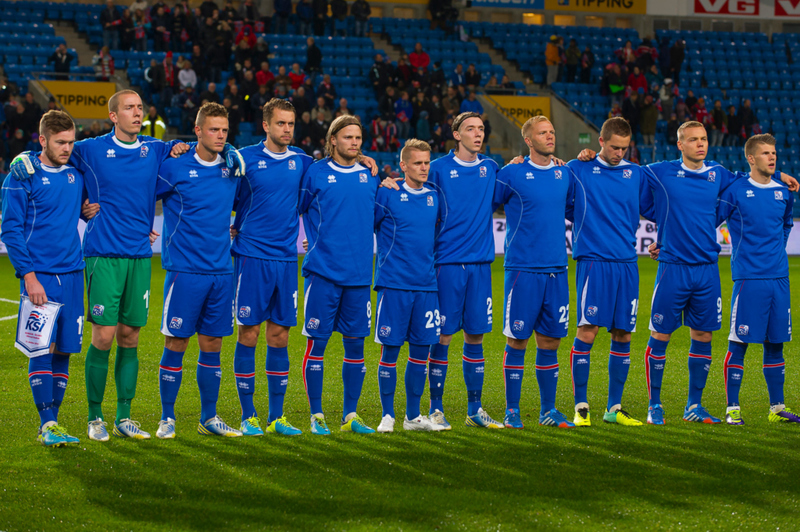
{"left": 400, "top": 139, "right": 431, "bottom": 162}
{"left": 678, "top": 120, "right": 706, "bottom": 141}
{"left": 744, "top": 133, "right": 776, "bottom": 158}
{"left": 195, "top": 102, "right": 228, "bottom": 127}
{"left": 521, "top": 115, "right": 551, "bottom": 139}
{"left": 108, "top": 89, "right": 141, "bottom": 114}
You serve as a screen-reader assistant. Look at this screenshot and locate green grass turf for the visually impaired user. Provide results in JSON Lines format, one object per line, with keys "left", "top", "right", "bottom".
{"left": 1, "top": 256, "right": 800, "bottom": 531}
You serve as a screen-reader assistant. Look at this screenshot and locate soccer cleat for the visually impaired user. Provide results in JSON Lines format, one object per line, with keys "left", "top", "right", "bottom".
{"left": 377, "top": 414, "right": 395, "bottom": 433}
{"left": 240, "top": 416, "right": 264, "bottom": 436}
{"left": 310, "top": 413, "right": 331, "bottom": 435}
{"left": 156, "top": 418, "right": 176, "bottom": 439}
{"left": 51, "top": 425, "right": 80, "bottom": 444}
{"left": 87, "top": 418, "right": 110, "bottom": 442}
{"left": 429, "top": 409, "right": 452, "bottom": 431}
{"left": 683, "top": 405, "right": 721, "bottom": 424}
{"left": 341, "top": 413, "right": 376, "bottom": 434}
{"left": 465, "top": 407, "right": 505, "bottom": 429}
{"left": 603, "top": 409, "right": 643, "bottom": 426}
{"left": 38, "top": 425, "right": 66, "bottom": 447}
{"left": 266, "top": 416, "right": 302, "bottom": 436}
{"left": 403, "top": 415, "right": 442, "bottom": 431}
{"left": 573, "top": 407, "right": 591, "bottom": 427}
{"left": 539, "top": 408, "right": 576, "bottom": 428}
{"left": 503, "top": 408, "right": 524, "bottom": 429}
{"left": 113, "top": 419, "right": 152, "bottom": 439}
{"left": 647, "top": 404, "right": 665, "bottom": 425}
{"left": 198, "top": 415, "right": 243, "bottom": 437}
{"left": 768, "top": 407, "right": 800, "bottom": 423}
{"left": 726, "top": 409, "right": 745, "bottom": 426}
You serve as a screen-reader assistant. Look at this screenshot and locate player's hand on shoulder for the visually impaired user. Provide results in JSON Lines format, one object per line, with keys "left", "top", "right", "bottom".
{"left": 149, "top": 230, "right": 160, "bottom": 245}
{"left": 302, "top": 238, "right": 308, "bottom": 252}
{"left": 551, "top": 156, "right": 566, "bottom": 166}
{"left": 780, "top": 173, "right": 799, "bottom": 192}
{"left": 230, "top": 225, "right": 239, "bottom": 239}
{"left": 170, "top": 142, "right": 191, "bottom": 158}
{"left": 359, "top": 154, "right": 379, "bottom": 176}
{"left": 81, "top": 199, "right": 100, "bottom": 219}
{"left": 23, "top": 273, "right": 47, "bottom": 306}
{"left": 380, "top": 177, "right": 401, "bottom": 190}
{"left": 508, "top": 155, "right": 525, "bottom": 165}
{"left": 648, "top": 242, "right": 660, "bottom": 261}
{"left": 9, "top": 151, "right": 40, "bottom": 181}
{"left": 577, "top": 149, "right": 597, "bottom": 162}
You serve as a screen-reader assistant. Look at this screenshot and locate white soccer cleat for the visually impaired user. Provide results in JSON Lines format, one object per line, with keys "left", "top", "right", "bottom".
{"left": 429, "top": 409, "right": 452, "bottom": 430}
{"left": 403, "top": 414, "right": 443, "bottom": 431}
{"left": 156, "top": 418, "right": 176, "bottom": 439}
{"left": 198, "top": 415, "right": 243, "bottom": 437}
{"left": 113, "top": 418, "right": 152, "bottom": 439}
{"left": 87, "top": 418, "right": 110, "bottom": 442}
{"left": 377, "top": 414, "right": 395, "bottom": 433}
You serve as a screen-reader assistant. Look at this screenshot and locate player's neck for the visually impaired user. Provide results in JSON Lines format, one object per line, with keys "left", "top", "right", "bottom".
{"left": 750, "top": 168, "right": 771, "bottom": 184}
{"left": 264, "top": 138, "right": 288, "bottom": 154}
{"left": 196, "top": 142, "right": 218, "bottom": 162}
{"left": 682, "top": 157, "right": 704, "bottom": 171}
{"left": 528, "top": 149, "right": 551, "bottom": 167}
{"left": 454, "top": 146, "right": 478, "bottom": 162}
{"left": 598, "top": 152, "right": 617, "bottom": 166}
{"left": 404, "top": 176, "right": 423, "bottom": 189}
{"left": 332, "top": 153, "right": 357, "bottom": 166}
{"left": 114, "top": 128, "right": 137, "bottom": 144}
{"left": 38, "top": 153, "right": 59, "bottom": 168}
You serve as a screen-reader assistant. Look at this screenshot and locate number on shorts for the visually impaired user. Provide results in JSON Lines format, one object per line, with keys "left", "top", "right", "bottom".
{"left": 486, "top": 297, "right": 493, "bottom": 315}
{"left": 367, "top": 301, "right": 372, "bottom": 318}
{"left": 425, "top": 310, "right": 441, "bottom": 329}
{"left": 293, "top": 290, "right": 298, "bottom": 309}
{"left": 143, "top": 289, "right": 150, "bottom": 309}
{"left": 77, "top": 316, "right": 84, "bottom": 335}
{"left": 631, "top": 299, "right": 639, "bottom": 316}
{"left": 717, "top": 297, "right": 722, "bottom": 315}
{"left": 559, "top": 305, "right": 569, "bottom": 323}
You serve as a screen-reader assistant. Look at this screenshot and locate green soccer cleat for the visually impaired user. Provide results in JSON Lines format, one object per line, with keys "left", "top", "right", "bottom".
{"left": 573, "top": 406, "right": 591, "bottom": 427}
{"left": 38, "top": 425, "right": 66, "bottom": 447}
{"left": 603, "top": 409, "right": 643, "bottom": 426}
{"left": 240, "top": 416, "right": 264, "bottom": 436}
{"left": 266, "top": 416, "right": 302, "bottom": 436}
{"left": 341, "top": 413, "right": 376, "bottom": 434}
{"left": 768, "top": 406, "right": 800, "bottom": 423}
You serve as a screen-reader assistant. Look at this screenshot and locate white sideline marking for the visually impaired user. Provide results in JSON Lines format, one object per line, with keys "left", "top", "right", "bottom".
{"left": 0, "top": 315, "right": 17, "bottom": 321}
{"left": 0, "top": 298, "right": 18, "bottom": 304}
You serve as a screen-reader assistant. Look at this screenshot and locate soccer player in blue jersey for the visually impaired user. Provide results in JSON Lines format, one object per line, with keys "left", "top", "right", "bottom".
{"left": 493, "top": 116, "right": 576, "bottom": 429}
{"left": 373, "top": 139, "right": 445, "bottom": 433}
{"left": 2, "top": 111, "right": 85, "bottom": 446}
{"left": 717, "top": 134, "right": 800, "bottom": 426}
{"left": 566, "top": 117, "right": 645, "bottom": 427}
{"left": 426, "top": 112, "right": 504, "bottom": 430}
{"left": 155, "top": 102, "right": 242, "bottom": 439}
{"left": 230, "top": 99, "right": 313, "bottom": 436}
{"left": 299, "top": 115, "right": 378, "bottom": 435}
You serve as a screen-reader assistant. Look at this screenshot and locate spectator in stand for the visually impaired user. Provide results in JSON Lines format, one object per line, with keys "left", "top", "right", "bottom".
{"left": 178, "top": 60, "right": 197, "bottom": 90}
{"left": 252, "top": 36, "right": 269, "bottom": 67}
{"left": 312, "top": 96, "right": 332, "bottom": 122}
{"left": 199, "top": 0, "right": 217, "bottom": 18}
{"left": 646, "top": 64, "right": 663, "bottom": 88}
{"left": 413, "top": 91, "right": 433, "bottom": 123}
{"left": 145, "top": 58, "right": 165, "bottom": 106}
{"left": 101, "top": 0, "right": 122, "bottom": 51}
{"left": 618, "top": 40, "right": 636, "bottom": 70}
{"left": 171, "top": 4, "right": 191, "bottom": 53}
{"left": 684, "top": 89, "right": 697, "bottom": 111}
{"left": 608, "top": 101, "right": 622, "bottom": 118}
{"left": 624, "top": 139, "right": 640, "bottom": 165}
{"left": 256, "top": 61, "right": 275, "bottom": 90}
{"left": 379, "top": 86, "right": 396, "bottom": 120}
{"left": 130, "top": 0, "right": 148, "bottom": 14}
{"left": 669, "top": 39, "right": 685, "bottom": 87}
{"left": 48, "top": 44, "right": 74, "bottom": 81}
{"left": 292, "top": 86, "right": 311, "bottom": 117}
{"left": 162, "top": 51, "right": 176, "bottom": 103}
{"left": 132, "top": 9, "right": 147, "bottom": 51}
{"left": 273, "top": 0, "right": 291, "bottom": 34}
{"left": 120, "top": 9, "right": 135, "bottom": 51}
{"left": 580, "top": 45, "right": 595, "bottom": 84}
{"left": 658, "top": 78, "right": 674, "bottom": 119}
{"left": 227, "top": 84, "right": 244, "bottom": 116}
{"left": 556, "top": 36, "right": 566, "bottom": 82}
{"left": 565, "top": 39, "right": 581, "bottom": 83}
{"left": 725, "top": 105, "right": 741, "bottom": 147}
{"left": 240, "top": 70, "right": 258, "bottom": 101}
{"left": 305, "top": 37, "right": 323, "bottom": 79}
{"left": 666, "top": 112, "right": 679, "bottom": 144}
{"left": 335, "top": 98, "right": 352, "bottom": 116}
{"left": 603, "top": 63, "right": 625, "bottom": 104}
{"left": 459, "top": 90, "right": 483, "bottom": 114}
{"left": 9, "top": 129, "right": 27, "bottom": 159}
{"left": 692, "top": 97, "right": 710, "bottom": 127}
{"left": 207, "top": 37, "right": 229, "bottom": 83}
{"left": 238, "top": 0, "right": 261, "bottom": 26}
{"left": 431, "top": 123, "right": 444, "bottom": 152}
{"left": 223, "top": 96, "right": 241, "bottom": 139}
{"left": 370, "top": 54, "right": 390, "bottom": 100}
{"left": 627, "top": 66, "right": 648, "bottom": 95}
{"left": 409, "top": 42, "right": 431, "bottom": 71}
{"left": 394, "top": 57, "right": 412, "bottom": 89}
{"left": 622, "top": 90, "right": 641, "bottom": 137}
{"left": 545, "top": 35, "right": 559, "bottom": 87}
{"left": 416, "top": 110, "right": 431, "bottom": 143}
{"left": 312, "top": 0, "right": 328, "bottom": 36}
{"left": 739, "top": 98, "right": 757, "bottom": 139}
{"left": 151, "top": 5, "right": 170, "bottom": 52}
{"left": 295, "top": 110, "right": 313, "bottom": 144}
{"left": 450, "top": 63, "right": 466, "bottom": 88}
{"left": 465, "top": 63, "right": 481, "bottom": 89}
{"left": 235, "top": 27, "right": 256, "bottom": 64}
{"left": 351, "top": 0, "right": 371, "bottom": 37}
{"left": 274, "top": 65, "right": 291, "bottom": 93}
{"left": 142, "top": 106, "right": 166, "bottom": 139}
{"left": 429, "top": 93, "right": 444, "bottom": 124}
{"left": 250, "top": 84, "right": 270, "bottom": 123}
{"left": 639, "top": 94, "right": 658, "bottom": 146}
{"left": 188, "top": 45, "right": 207, "bottom": 84}
{"left": 658, "top": 36, "right": 671, "bottom": 75}
{"left": 484, "top": 76, "right": 500, "bottom": 94}
{"left": 297, "top": 0, "right": 314, "bottom": 36}
{"left": 177, "top": 85, "right": 200, "bottom": 134}
{"left": 635, "top": 38, "right": 657, "bottom": 71}
{"left": 317, "top": 74, "right": 336, "bottom": 107}
{"left": 330, "top": 0, "right": 348, "bottom": 36}
{"left": 709, "top": 99, "right": 727, "bottom": 147}
{"left": 311, "top": 111, "right": 329, "bottom": 146}
{"left": 429, "top": 61, "right": 446, "bottom": 93}
{"left": 675, "top": 97, "right": 688, "bottom": 122}
{"left": 199, "top": 82, "right": 221, "bottom": 104}
{"left": 412, "top": 67, "right": 430, "bottom": 89}
{"left": 289, "top": 63, "right": 306, "bottom": 90}
{"left": 394, "top": 91, "right": 413, "bottom": 139}
{"left": 443, "top": 85, "right": 461, "bottom": 115}
{"left": 22, "top": 94, "right": 42, "bottom": 129}
{"left": 92, "top": 46, "right": 115, "bottom": 81}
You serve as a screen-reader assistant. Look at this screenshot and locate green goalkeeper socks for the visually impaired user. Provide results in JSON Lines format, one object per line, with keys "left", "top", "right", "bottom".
{"left": 85, "top": 345, "right": 111, "bottom": 422}
{"left": 115, "top": 346, "right": 139, "bottom": 423}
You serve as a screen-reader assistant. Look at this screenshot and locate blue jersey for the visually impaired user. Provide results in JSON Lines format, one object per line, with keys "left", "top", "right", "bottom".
{"left": 568, "top": 157, "right": 644, "bottom": 263}
{"left": 156, "top": 149, "right": 239, "bottom": 274}
{"left": 1, "top": 163, "right": 85, "bottom": 277}
{"left": 428, "top": 151, "right": 498, "bottom": 266}
{"left": 299, "top": 158, "right": 378, "bottom": 286}
{"left": 374, "top": 181, "right": 438, "bottom": 292}
{"left": 231, "top": 144, "right": 313, "bottom": 261}
{"left": 493, "top": 158, "right": 575, "bottom": 273}
{"left": 70, "top": 131, "right": 177, "bottom": 259}
{"left": 641, "top": 160, "right": 738, "bottom": 265}
{"left": 717, "top": 175, "right": 794, "bottom": 281}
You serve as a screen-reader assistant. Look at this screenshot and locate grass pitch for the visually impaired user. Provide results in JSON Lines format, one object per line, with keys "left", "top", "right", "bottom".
{"left": 1, "top": 256, "right": 800, "bottom": 531}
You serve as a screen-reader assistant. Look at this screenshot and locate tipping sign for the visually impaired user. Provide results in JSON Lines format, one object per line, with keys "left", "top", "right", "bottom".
{"left": 40, "top": 81, "right": 117, "bottom": 119}
{"left": 489, "top": 96, "right": 551, "bottom": 125}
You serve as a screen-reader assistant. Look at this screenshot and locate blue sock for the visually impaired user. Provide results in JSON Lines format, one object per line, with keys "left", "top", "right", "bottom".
{"left": 405, "top": 344, "right": 428, "bottom": 420}
{"left": 724, "top": 341, "right": 747, "bottom": 407}
{"left": 159, "top": 348, "right": 184, "bottom": 421}
{"left": 535, "top": 348, "right": 559, "bottom": 415}
{"left": 428, "top": 343, "right": 449, "bottom": 413}
{"left": 646, "top": 337, "right": 669, "bottom": 406}
{"left": 266, "top": 346, "right": 290, "bottom": 423}
{"left": 570, "top": 338, "right": 593, "bottom": 406}
{"left": 303, "top": 337, "right": 327, "bottom": 415}
{"left": 29, "top": 354, "right": 55, "bottom": 427}
{"left": 51, "top": 353, "right": 70, "bottom": 421}
{"left": 233, "top": 342, "right": 256, "bottom": 421}
{"left": 463, "top": 343, "right": 484, "bottom": 416}
{"left": 687, "top": 339, "right": 712, "bottom": 408}
{"left": 607, "top": 340, "right": 631, "bottom": 411}
{"left": 197, "top": 351, "right": 221, "bottom": 424}
{"left": 342, "top": 337, "right": 366, "bottom": 418}
{"left": 763, "top": 342, "right": 786, "bottom": 407}
{"left": 503, "top": 344, "right": 526, "bottom": 411}
{"left": 378, "top": 345, "right": 401, "bottom": 418}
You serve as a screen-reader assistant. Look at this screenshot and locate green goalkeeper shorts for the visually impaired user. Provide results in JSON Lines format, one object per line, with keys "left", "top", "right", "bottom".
{"left": 85, "top": 257, "right": 152, "bottom": 327}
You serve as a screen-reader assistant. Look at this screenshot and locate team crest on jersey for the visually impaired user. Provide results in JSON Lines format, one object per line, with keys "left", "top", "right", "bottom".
{"left": 480, "top": 166, "right": 487, "bottom": 178}
{"left": 450, "top": 169, "right": 458, "bottom": 178}
{"left": 92, "top": 304, "right": 104, "bottom": 316}
{"left": 67, "top": 173, "right": 75, "bottom": 184}
{"left": 738, "top": 324, "right": 750, "bottom": 336}
{"left": 288, "top": 159, "right": 296, "bottom": 170}
{"left": 221, "top": 168, "right": 230, "bottom": 178}
{"left": 526, "top": 172, "right": 534, "bottom": 179}
{"left": 653, "top": 313, "right": 664, "bottom": 325}
{"left": 623, "top": 169, "right": 632, "bottom": 179}
{"left": 25, "top": 310, "right": 49, "bottom": 332}
{"left": 587, "top": 305, "right": 598, "bottom": 317}
{"left": 427, "top": 195, "right": 434, "bottom": 206}
{"left": 239, "top": 306, "right": 251, "bottom": 318}
{"left": 140, "top": 145, "right": 149, "bottom": 158}
{"left": 555, "top": 169, "right": 563, "bottom": 179}
{"left": 106, "top": 149, "right": 116, "bottom": 158}
{"left": 258, "top": 160, "right": 267, "bottom": 169}
{"left": 776, "top": 191, "right": 784, "bottom": 200}
{"left": 169, "top": 317, "right": 183, "bottom": 329}
{"left": 379, "top": 325, "right": 391, "bottom": 337}
{"left": 327, "top": 175, "right": 336, "bottom": 183}
{"left": 708, "top": 171, "right": 716, "bottom": 183}
{"left": 189, "top": 170, "right": 198, "bottom": 178}
{"left": 512, "top": 320, "right": 524, "bottom": 332}
{"left": 307, "top": 317, "right": 320, "bottom": 329}
{"left": 359, "top": 172, "right": 368, "bottom": 183}
{"left": 400, "top": 193, "right": 408, "bottom": 202}
{"left": 677, "top": 170, "right": 685, "bottom": 178}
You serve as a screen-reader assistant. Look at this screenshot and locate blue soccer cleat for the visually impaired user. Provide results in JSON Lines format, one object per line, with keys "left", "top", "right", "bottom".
{"left": 38, "top": 425, "right": 66, "bottom": 447}
{"left": 198, "top": 415, "right": 243, "bottom": 437}
{"left": 429, "top": 409, "right": 452, "bottom": 431}
{"left": 51, "top": 425, "right": 79, "bottom": 444}
{"left": 266, "top": 416, "right": 302, "bottom": 436}
{"left": 683, "top": 405, "right": 721, "bottom": 424}
{"left": 504, "top": 408, "right": 524, "bottom": 429}
{"left": 647, "top": 404, "right": 665, "bottom": 425}
{"left": 539, "top": 408, "right": 576, "bottom": 428}
{"left": 240, "top": 416, "right": 264, "bottom": 436}
{"left": 341, "top": 413, "right": 376, "bottom": 434}
{"left": 310, "top": 413, "right": 331, "bottom": 435}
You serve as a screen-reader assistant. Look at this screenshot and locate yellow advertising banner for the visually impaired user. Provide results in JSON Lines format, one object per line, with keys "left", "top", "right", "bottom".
{"left": 489, "top": 95, "right": 552, "bottom": 125}
{"left": 40, "top": 81, "right": 117, "bottom": 119}
{"left": 544, "top": 0, "right": 647, "bottom": 14}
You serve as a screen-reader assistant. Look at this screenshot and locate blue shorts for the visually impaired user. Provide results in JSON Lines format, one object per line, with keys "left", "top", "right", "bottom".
{"left": 729, "top": 278, "right": 792, "bottom": 344}
{"left": 436, "top": 263, "right": 492, "bottom": 336}
{"left": 20, "top": 272, "right": 84, "bottom": 354}
{"left": 161, "top": 271, "right": 234, "bottom": 338}
{"left": 374, "top": 288, "right": 440, "bottom": 346}
{"left": 502, "top": 270, "right": 570, "bottom": 340}
{"left": 302, "top": 274, "right": 371, "bottom": 339}
{"left": 234, "top": 255, "right": 298, "bottom": 327}
{"left": 576, "top": 261, "right": 639, "bottom": 333}
{"left": 649, "top": 262, "right": 722, "bottom": 334}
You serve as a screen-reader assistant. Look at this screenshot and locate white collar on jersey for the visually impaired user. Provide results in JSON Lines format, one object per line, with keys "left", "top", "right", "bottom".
{"left": 681, "top": 161, "right": 710, "bottom": 173}
{"left": 194, "top": 152, "right": 224, "bottom": 166}
{"left": 747, "top": 176, "right": 781, "bottom": 189}
{"left": 327, "top": 159, "right": 367, "bottom": 173}
{"left": 527, "top": 158, "right": 555, "bottom": 170}
{"left": 452, "top": 152, "right": 482, "bottom": 167}
{"left": 596, "top": 156, "right": 629, "bottom": 167}
{"left": 262, "top": 143, "right": 294, "bottom": 160}
{"left": 39, "top": 163, "right": 69, "bottom": 173}
{"left": 402, "top": 182, "right": 429, "bottom": 195}
{"left": 111, "top": 133, "right": 142, "bottom": 149}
